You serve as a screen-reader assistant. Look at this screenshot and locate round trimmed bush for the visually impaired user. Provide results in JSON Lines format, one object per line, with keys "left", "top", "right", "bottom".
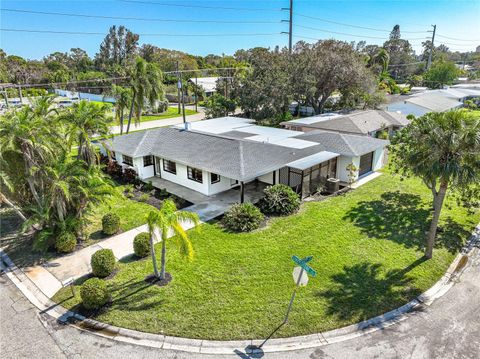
{"left": 258, "top": 184, "right": 301, "bottom": 216}
{"left": 133, "top": 232, "right": 150, "bottom": 258}
{"left": 80, "top": 278, "right": 110, "bottom": 310}
{"left": 222, "top": 203, "right": 264, "bottom": 232}
{"left": 55, "top": 232, "right": 77, "bottom": 253}
{"left": 91, "top": 249, "right": 116, "bottom": 278}
{"left": 102, "top": 213, "right": 120, "bottom": 235}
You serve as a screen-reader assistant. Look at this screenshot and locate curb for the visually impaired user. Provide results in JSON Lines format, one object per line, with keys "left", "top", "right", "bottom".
{"left": 1, "top": 223, "right": 479, "bottom": 355}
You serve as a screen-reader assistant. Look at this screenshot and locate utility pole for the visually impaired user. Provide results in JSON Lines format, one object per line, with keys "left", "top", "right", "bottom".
{"left": 17, "top": 85, "right": 23, "bottom": 104}
{"left": 288, "top": 0, "right": 293, "bottom": 53}
{"left": 194, "top": 76, "right": 198, "bottom": 113}
{"left": 176, "top": 61, "right": 181, "bottom": 114}
{"left": 178, "top": 70, "right": 186, "bottom": 126}
{"left": 281, "top": 0, "right": 293, "bottom": 54}
{"left": 427, "top": 24, "right": 436, "bottom": 70}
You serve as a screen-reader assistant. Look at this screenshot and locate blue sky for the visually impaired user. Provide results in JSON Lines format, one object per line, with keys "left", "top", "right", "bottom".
{"left": 1, "top": 0, "right": 479, "bottom": 59}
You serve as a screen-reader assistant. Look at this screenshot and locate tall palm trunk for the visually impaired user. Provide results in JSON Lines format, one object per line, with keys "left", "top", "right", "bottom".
{"left": 425, "top": 180, "right": 448, "bottom": 259}
{"left": 0, "top": 193, "right": 27, "bottom": 221}
{"left": 126, "top": 90, "right": 136, "bottom": 134}
{"left": 21, "top": 148, "right": 41, "bottom": 207}
{"left": 160, "top": 233, "right": 167, "bottom": 280}
{"left": 150, "top": 232, "right": 160, "bottom": 278}
{"left": 119, "top": 108, "right": 124, "bottom": 135}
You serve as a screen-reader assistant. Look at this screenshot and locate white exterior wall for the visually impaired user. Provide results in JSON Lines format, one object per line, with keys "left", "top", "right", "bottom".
{"left": 134, "top": 157, "right": 155, "bottom": 179}
{"left": 208, "top": 173, "right": 235, "bottom": 195}
{"left": 372, "top": 148, "right": 385, "bottom": 171}
{"left": 337, "top": 155, "right": 360, "bottom": 183}
{"left": 159, "top": 160, "right": 210, "bottom": 195}
{"left": 257, "top": 171, "right": 274, "bottom": 185}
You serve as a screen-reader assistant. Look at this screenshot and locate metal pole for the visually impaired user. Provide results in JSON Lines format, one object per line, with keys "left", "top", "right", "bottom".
{"left": 427, "top": 24, "right": 436, "bottom": 70}
{"left": 195, "top": 76, "right": 198, "bottom": 112}
{"left": 240, "top": 181, "right": 245, "bottom": 203}
{"left": 176, "top": 61, "right": 181, "bottom": 114}
{"left": 180, "top": 76, "right": 186, "bottom": 126}
{"left": 288, "top": 0, "right": 293, "bottom": 54}
{"left": 284, "top": 268, "right": 304, "bottom": 323}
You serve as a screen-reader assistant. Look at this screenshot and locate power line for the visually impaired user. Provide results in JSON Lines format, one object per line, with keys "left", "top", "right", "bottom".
{"left": 1, "top": 8, "right": 280, "bottom": 24}
{"left": 0, "top": 28, "right": 281, "bottom": 37}
{"left": 294, "top": 12, "right": 428, "bottom": 34}
{"left": 117, "top": 0, "right": 282, "bottom": 12}
{"left": 436, "top": 34, "right": 480, "bottom": 42}
{"left": 293, "top": 25, "right": 427, "bottom": 41}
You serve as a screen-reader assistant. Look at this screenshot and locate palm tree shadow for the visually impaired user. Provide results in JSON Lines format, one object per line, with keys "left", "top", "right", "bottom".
{"left": 344, "top": 191, "right": 430, "bottom": 250}
{"left": 344, "top": 190, "right": 470, "bottom": 253}
{"left": 315, "top": 259, "right": 425, "bottom": 322}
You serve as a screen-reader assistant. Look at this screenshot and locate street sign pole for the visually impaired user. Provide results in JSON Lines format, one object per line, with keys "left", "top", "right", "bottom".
{"left": 284, "top": 268, "right": 304, "bottom": 324}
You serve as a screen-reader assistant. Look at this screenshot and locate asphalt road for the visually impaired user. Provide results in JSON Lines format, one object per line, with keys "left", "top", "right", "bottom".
{"left": 1, "top": 245, "right": 479, "bottom": 359}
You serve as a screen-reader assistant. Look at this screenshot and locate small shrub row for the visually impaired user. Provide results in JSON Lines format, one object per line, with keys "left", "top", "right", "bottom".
{"left": 102, "top": 213, "right": 120, "bottom": 235}
{"left": 91, "top": 249, "right": 116, "bottom": 278}
{"left": 133, "top": 232, "right": 151, "bottom": 258}
{"left": 222, "top": 203, "right": 264, "bottom": 232}
{"left": 222, "top": 184, "right": 300, "bottom": 233}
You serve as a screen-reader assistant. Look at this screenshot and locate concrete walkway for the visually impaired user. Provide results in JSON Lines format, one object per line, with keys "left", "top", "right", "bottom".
{"left": 20, "top": 220, "right": 198, "bottom": 299}
{"left": 109, "top": 106, "right": 206, "bottom": 134}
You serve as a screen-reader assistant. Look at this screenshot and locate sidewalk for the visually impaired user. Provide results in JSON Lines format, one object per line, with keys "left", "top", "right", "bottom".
{"left": 109, "top": 106, "right": 206, "bottom": 134}
{"left": 19, "top": 220, "right": 198, "bottom": 299}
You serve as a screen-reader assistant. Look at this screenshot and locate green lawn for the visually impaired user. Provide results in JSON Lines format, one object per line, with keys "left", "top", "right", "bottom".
{"left": 1, "top": 185, "right": 156, "bottom": 267}
{"left": 112, "top": 107, "right": 197, "bottom": 125}
{"left": 83, "top": 186, "right": 156, "bottom": 242}
{"left": 53, "top": 173, "right": 479, "bottom": 340}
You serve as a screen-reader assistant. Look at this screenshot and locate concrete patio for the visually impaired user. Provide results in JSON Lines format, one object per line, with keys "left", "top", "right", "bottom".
{"left": 145, "top": 176, "right": 267, "bottom": 221}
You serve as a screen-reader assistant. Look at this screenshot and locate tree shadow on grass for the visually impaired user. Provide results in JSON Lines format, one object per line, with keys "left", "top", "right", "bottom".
{"left": 109, "top": 278, "right": 165, "bottom": 312}
{"left": 315, "top": 259, "right": 425, "bottom": 322}
{"left": 344, "top": 190, "right": 470, "bottom": 253}
{"left": 343, "top": 191, "right": 430, "bottom": 250}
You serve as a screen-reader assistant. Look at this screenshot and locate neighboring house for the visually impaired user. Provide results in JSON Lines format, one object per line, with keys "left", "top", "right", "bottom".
{"left": 188, "top": 77, "right": 219, "bottom": 97}
{"left": 106, "top": 117, "right": 388, "bottom": 201}
{"left": 281, "top": 110, "right": 409, "bottom": 138}
{"left": 386, "top": 87, "right": 480, "bottom": 116}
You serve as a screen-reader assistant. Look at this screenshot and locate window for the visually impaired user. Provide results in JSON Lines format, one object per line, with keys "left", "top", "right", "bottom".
{"left": 123, "top": 155, "right": 133, "bottom": 166}
{"left": 163, "top": 159, "right": 177, "bottom": 174}
{"left": 143, "top": 155, "right": 153, "bottom": 167}
{"left": 187, "top": 167, "right": 203, "bottom": 183}
{"left": 211, "top": 173, "right": 220, "bottom": 184}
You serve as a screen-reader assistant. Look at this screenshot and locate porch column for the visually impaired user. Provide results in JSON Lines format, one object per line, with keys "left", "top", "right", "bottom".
{"left": 240, "top": 181, "right": 245, "bottom": 203}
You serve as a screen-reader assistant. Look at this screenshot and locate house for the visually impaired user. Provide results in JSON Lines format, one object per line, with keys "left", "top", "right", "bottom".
{"left": 386, "top": 87, "right": 480, "bottom": 116}
{"left": 107, "top": 117, "right": 388, "bottom": 201}
{"left": 281, "top": 110, "right": 409, "bottom": 138}
{"left": 188, "top": 77, "right": 219, "bottom": 97}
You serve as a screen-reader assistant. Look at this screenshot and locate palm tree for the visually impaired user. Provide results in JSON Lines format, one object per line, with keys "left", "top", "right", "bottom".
{"left": 146, "top": 199, "right": 200, "bottom": 281}
{"left": 111, "top": 85, "right": 132, "bottom": 135}
{"left": 373, "top": 48, "right": 390, "bottom": 73}
{"left": 390, "top": 110, "right": 480, "bottom": 258}
{"left": 0, "top": 98, "right": 59, "bottom": 207}
{"left": 126, "top": 57, "right": 164, "bottom": 134}
{"left": 61, "top": 100, "right": 110, "bottom": 167}
{"left": 0, "top": 153, "right": 27, "bottom": 221}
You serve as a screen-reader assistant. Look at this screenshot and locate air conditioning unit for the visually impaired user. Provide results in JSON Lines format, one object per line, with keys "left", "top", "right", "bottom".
{"left": 326, "top": 178, "right": 340, "bottom": 194}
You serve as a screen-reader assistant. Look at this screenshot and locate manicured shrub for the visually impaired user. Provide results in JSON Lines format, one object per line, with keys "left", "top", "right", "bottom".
{"left": 258, "top": 184, "right": 301, "bottom": 216}
{"left": 102, "top": 213, "right": 120, "bottom": 235}
{"left": 80, "top": 278, "right": 110, "bottom": 310}
{"left": 91, "top": 249, "right": 116, "bottom": 278}
{"left": 133, "top": 232, "right": 150, "bottom": 258}
{"left": 222, "top": 203, "right": 264, "bottom": 232}
{"left": 55, "top": 232, "right": 77, "bottom": 253}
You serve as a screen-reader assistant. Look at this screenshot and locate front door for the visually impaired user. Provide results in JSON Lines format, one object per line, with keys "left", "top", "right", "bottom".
{"left": 154, "top": 157, "right": 161, "bottom": 177}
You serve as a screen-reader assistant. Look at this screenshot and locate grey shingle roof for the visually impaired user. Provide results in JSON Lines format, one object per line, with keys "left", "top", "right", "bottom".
{"left": 294, "top": 130, "right": 389, "bottom": 157}
{"left": 112, "top": 128, "right": 329, "bottom": 181}
{"left": 286, "top": 110, "right": 409, "bottom": 135}
{"left": 111, "top": 126, "right": 388, "bottom": 180}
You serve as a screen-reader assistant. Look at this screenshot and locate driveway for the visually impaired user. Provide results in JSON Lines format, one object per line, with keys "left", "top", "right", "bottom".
{"left": 2, "top": 243, "right": 479, "bottom": 358}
